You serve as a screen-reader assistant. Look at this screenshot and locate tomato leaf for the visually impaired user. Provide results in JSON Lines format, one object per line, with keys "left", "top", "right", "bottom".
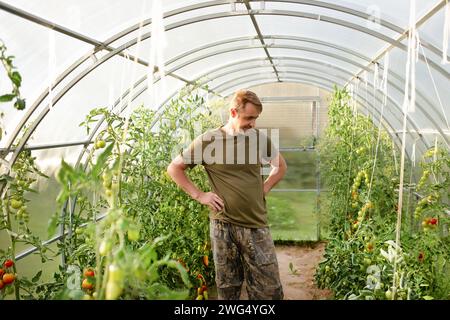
{"left": 32, "top": 270, "right": 42, "bottom": 283}
{"left": 10, "top": 71, "right": 22, "bottom": 87}
{"left": 0, "top": 94, "right": 15, "bottom": 102}
{"left": 47, "top": 213, "right": 59, "bottom": 237}
{"left": 91, "top": 142, "right": 114, "bottom": 179}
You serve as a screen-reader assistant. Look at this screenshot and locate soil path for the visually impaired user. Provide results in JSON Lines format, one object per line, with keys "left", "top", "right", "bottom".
{"left": 274, "top": 242, "right": 333, "bottom": 300}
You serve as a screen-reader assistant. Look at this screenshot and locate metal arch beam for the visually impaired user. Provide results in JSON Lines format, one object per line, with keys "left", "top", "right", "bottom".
{"left": 118, "top": 64, "right": 426, "bottom": 158}
{"left": 6, "top": 8, "right": 448, "bottom": 152}
{"left": 74, "top": 41, "right": 447, "bottom": 164}
{"left": 76, "top": 61, "right": 424, "bottom": 172}
{"left": 2, "top": 2, "right": 449, "bottom": 155}
{"left": 213, "top": 69, "right": 351, "bottom": 91}
{"left": 213, "top": 72, "right": 427, "bottom": 153}
{"left": 6, "top": 34, "right": 443, "bottom": 157}
{"left": 154, "top": 34, "right": 450, "bottom": 141}
{"left": 0, "top": 33, "right": 368, "bottom": 156}
{"left": 5, "top": 10, "right": 449, "bottom": 167}
{"left": 246, "top": 0, "right": 450, "bottom": 62}
{"left": 216, "top": 75, "right": 417, "bottom": 159}
{"left": 0, "top": 2, "right": 231, "bottom": 155}
{"left": 250, "top": 10, "right": 450, "bottom": 81}
{"left": 162, "top": 40, "right": 448, "bottom": 137}
{"left": 94, "top": 0, "right": 449, "bottom": 64}
{"left": 249, "top": 0, "right": 402, "bottom": 32}
{"left": 80, "top": 47, "right": 438, "bottom": 161}
{"left": 163, "top": 34, "right": 369, "bottom": 68}
{"left": 199, "top": 59, "right": 425, "bottom": 135}
{"left": 346, "top": 0, "right": 449, "bottom": 85}
{"left": 205, "top": 63, "right": 349, "bottom": 87}
{"left": 227, "top": 76, "right": 415, "bottom": 160}
{"left": 175, "top": 44, "right": 446, "bottom": 148}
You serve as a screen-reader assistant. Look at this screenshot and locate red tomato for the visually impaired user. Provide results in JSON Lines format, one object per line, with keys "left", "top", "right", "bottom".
{"left": 84, "top": 268, "right": 95, "bottom": 278}
{"left": 3, "top": 273, "right": 15, "bottom": 285}
{"left": 82, "top": 278, "right": 94, "bottom": 290}
{"left": 4, "top": 259, "right": 14, "bottom": 268}
{"left": 202, "top": 255, "right": 209, "bottom": 267}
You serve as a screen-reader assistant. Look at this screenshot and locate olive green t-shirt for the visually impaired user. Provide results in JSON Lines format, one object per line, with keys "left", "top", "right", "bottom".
{"left": 181, "top": 126, "right": 278, "bottom": 228}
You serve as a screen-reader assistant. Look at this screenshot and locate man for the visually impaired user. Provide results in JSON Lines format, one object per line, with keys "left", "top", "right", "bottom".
{"left": 167, "top": 89, "right": 287, "bottom": 300}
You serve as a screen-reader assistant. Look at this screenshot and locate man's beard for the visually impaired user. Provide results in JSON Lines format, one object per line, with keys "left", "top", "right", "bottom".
{"left": 238, "top": 126, "right": 255, "bottom": 134}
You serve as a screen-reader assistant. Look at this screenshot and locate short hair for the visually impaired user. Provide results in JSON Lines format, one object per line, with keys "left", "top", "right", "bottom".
{"left": 231, "top": 89, "right": 263, "bottom": 113}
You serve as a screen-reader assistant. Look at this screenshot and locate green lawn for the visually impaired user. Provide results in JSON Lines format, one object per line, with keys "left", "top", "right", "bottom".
{"left": 275, "top": 152, "right": 318, "bottom": 189}
{"left": 267, "top": 192, "right": 319, "bottom": 241}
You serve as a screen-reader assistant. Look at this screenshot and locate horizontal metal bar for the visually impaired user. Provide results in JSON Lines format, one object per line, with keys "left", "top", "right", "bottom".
{"left": 1, "top": 140, "right": 92, "bottom": 153}
{"left": 280, "top": 147, "right": 316, "bottom": 152}
{"left": 261, "top": 96, "right": 321, "bottom": 102}
{"left": 15, "top": 211, "right": 108, "bottom": 261}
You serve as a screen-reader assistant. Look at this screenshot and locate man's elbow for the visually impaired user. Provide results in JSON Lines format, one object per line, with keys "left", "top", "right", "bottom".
{"left": 166, "top": 163, "right": 173, "bottom": 178}
{"left": 280, "top": 162, "right": 287, "bottom": 177}
{"left": 167, "top": 158, "right": 186, "bottom": 178}
{"left": 167, "top": 161, "right": 178, "bottom": 178}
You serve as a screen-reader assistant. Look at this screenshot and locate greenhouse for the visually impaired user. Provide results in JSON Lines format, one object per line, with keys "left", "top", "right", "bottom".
{"left": 0, "top": 0, "right": 449, "bottom": 302}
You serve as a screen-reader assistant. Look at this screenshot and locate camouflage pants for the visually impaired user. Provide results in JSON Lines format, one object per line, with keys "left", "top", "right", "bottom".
{"left": 210, "top": 219, "right": 284, "bottom": 300}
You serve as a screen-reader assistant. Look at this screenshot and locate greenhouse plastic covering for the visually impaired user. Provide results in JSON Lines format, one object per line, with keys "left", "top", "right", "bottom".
{"left": 1, "top": 0, "right": 450, "bottom": 163}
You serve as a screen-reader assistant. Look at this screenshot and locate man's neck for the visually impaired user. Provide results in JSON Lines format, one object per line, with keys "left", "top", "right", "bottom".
{"left": 222, "top": 122, "right": 239, "bottom": 136}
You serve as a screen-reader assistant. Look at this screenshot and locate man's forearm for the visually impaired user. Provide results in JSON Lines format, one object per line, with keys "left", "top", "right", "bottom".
{"left": 167, "top": 165, "right": 202, "bottom": 200}
{"left": 264, "top": 167, "right": 286, "bottom": 194}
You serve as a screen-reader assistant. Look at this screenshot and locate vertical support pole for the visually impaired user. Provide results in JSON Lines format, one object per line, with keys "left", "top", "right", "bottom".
{"left": 314, "top": 100, "right": 321, "bottom": 240}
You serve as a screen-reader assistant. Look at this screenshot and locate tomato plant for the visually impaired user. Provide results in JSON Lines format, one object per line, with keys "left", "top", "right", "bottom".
{"left": 37, "top": 85, "right": 218, "bottom": 300}
{"left": 315, "top": 87, "right": 450, "bottom": 300}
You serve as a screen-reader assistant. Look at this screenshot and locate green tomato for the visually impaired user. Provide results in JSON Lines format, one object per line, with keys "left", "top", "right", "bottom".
{"left": 108, "top": 264, "right": 124, "bottom": 283}
{"left": 385, "top": 290, "right": 392, "bottom": 300}
{"left": 10, "top": 199, "right": 22, "bottom": 210}
{"left": 99, "top": 240, "right": 112, "bottom": 256}
{"left": 127, "top": 228, "right": 140, "bottom": 241}
{"left": 105, "top": 280, "right": 123, "bottom": 300}
{"left": 103, "top": 180, "right": 112, "bottom": 189}
{"left": 96, "top": 140, "right": 106, "bottom": 149}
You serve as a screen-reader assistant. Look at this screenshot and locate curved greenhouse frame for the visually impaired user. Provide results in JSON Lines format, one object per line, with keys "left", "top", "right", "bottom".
{"left": 1, "top": 0, "right": 449, "bottom": 302}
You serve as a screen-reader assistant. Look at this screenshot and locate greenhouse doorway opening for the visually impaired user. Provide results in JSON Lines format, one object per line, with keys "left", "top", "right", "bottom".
{"left": 244, "top": 83, "right": 330, "bottom": 242}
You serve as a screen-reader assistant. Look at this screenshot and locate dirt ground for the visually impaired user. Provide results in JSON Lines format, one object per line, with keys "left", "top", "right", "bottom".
{"left": 225, "top": 242, "right": 333, "bottom": 300}
{"left": 274, "top": 242, "right": 333, "bottom": 300}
